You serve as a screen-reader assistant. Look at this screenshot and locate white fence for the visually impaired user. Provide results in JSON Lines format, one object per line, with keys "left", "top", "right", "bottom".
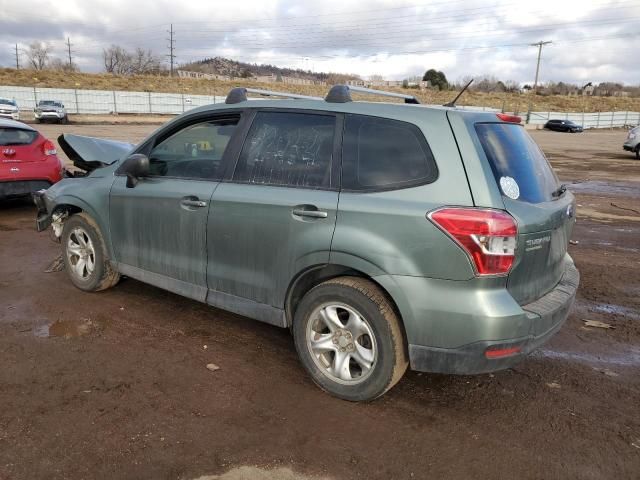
{"left": 0, "top": 85, "right": 225, "bottom": 115}
{"left": 1, "top": 84, "right": 639, "bottom": 128}
{"left": 528, "top": 110, "right": 640, "bottom": 129}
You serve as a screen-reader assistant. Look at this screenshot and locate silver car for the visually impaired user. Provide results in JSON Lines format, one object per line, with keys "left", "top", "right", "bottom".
{"left": 34, "top": 100, "right": 68, "bottom": 124}
{"left": 0, "top": 98, "right": 20, "bottom": 120}
{"left": 623, "top": 126, "right": 639, "bottom": 159}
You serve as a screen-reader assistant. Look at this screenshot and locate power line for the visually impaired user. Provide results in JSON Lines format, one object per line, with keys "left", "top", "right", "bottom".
{"left": 176, "top": 17, "right": 638, "bottom": 52}
{"left": 166, "top": 23, "right": 175, "bottom": 77}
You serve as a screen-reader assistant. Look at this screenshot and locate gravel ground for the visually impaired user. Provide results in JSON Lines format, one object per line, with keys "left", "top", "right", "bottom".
{"left": 0, "top": 125, "right": 639, "bottom": 480}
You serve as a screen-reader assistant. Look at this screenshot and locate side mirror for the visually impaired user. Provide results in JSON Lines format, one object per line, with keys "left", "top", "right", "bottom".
{"left": 121, "top": 154, "right": 150, "bottom": 188}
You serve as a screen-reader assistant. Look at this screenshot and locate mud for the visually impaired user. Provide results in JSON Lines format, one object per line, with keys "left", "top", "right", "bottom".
{"left": 0, "top": 126, "right": 639, "bottom": 479}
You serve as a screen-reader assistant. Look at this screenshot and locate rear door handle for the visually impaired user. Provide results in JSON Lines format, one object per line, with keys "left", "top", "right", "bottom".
{"left": 181, "top": 198, "right": 207, "bottom": 208}
{"left": 292, "top": 208, "right": 328, "bottom": 218}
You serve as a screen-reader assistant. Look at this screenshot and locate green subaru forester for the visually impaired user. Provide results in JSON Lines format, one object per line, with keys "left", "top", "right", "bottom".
{"left": 34, "top": 85, "right": 579, "bottom": 401}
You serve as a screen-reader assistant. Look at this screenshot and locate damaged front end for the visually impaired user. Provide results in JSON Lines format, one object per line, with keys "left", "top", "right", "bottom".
{"left": 57, "top": 134, "right": 134, "bottom": 174}
{"left": 33, "top": 189, "right": 54, "bottom": 232}
{"left": 33, "top": 133, "right": 134, "bottom": 236}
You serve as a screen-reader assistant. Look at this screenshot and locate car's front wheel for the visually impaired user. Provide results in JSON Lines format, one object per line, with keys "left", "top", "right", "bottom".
{"left": 636, "top": 145, "right": 640, "bottom": 160}
{"left": 293, "top": 277, "right": 408, "bottom": 401}
{"left": 61, "top": 213, "right": 120, "bottom": 292}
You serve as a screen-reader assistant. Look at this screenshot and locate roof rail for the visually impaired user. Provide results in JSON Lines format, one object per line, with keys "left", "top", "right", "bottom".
{"left": 325, "top": 85, "right": 420, "bottom": 104}
{"left": 225, "top": 87, "right": 322, "bottom": 104}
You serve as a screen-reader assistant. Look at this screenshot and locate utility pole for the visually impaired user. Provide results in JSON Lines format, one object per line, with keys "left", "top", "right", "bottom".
{"left": 526, "top": 40, "right": 552, "bottom": 124}
{"left": 167, "top": 24, "right": 176, "bottom": 77}
{"left": 15, "top": 44, "right": 20, "bottom": 69}
{"left": 530, "top": 40, "right": 552, "bottom": 94}
{"left": 66, "top": 37, "right": 73, "bottom": 69}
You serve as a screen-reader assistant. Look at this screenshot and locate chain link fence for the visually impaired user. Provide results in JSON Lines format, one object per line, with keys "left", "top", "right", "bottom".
{"left": 527, "top": 110, "right": 640, "bottom": 129}
{"left": 1, "top": 85, "right": 225, "bottom": 115}
{"left": 1, "top": 84, "right": 639, "bottom": 128}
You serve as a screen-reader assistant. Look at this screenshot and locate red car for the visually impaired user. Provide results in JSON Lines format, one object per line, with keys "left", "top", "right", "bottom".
{"left": 0, "top": 119, "right": 63, "bottom": 199}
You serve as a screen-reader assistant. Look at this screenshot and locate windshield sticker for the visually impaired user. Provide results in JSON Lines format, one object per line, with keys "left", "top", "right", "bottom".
{"left": 500, "top": 176, "right": 520, "bottom": 199}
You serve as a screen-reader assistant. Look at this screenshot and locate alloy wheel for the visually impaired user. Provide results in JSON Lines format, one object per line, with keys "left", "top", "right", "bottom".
{"left": 306, "top": 302, "right": 377, "bottom": 385}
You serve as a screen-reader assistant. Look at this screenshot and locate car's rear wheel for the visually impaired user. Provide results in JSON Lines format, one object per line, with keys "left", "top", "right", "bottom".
{"left": 61, "top": 213, "right": 120, "bottom": 292}
{"left": 636, "top": 145, "right": 640, "bottom": 160}
{"left": 293, "top": 277, "right": 408, "bottom": 401}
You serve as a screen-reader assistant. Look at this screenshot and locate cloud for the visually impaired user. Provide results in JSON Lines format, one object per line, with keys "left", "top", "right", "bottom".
{"left": 0, "top": 0, "right": 638, "bottom": 85}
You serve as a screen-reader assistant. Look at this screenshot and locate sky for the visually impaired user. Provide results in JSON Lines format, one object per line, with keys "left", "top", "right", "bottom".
{"left": 1, "top": 0, "right": 639, "bottom": 85}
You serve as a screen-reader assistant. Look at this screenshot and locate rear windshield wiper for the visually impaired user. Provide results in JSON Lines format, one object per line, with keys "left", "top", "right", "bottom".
{"left": 552, "top": 184, "right": 567, "bottom": 198}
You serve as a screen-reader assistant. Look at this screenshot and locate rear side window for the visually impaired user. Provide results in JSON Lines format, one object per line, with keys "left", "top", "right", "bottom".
{"left": 0, "top": 128, "right": 38, "bottom": 146}
{"left": 342, "top": 115, "right": 437, "bottom": 191}
{"left": 475, "top": 123, "right": 559, "bottom": 203}
{"left": 233, "top": 111, "right": 335, "bottom": 189}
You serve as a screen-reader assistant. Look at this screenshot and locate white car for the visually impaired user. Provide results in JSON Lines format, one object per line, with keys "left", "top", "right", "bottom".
{"left": 34, "top": 100, "right": 68, "bottom": 124}
{"left": 0, "top": 98, "right": 20, "bottom": 120}
{"left": 623, "top": 126, "right": 639, "bottom": 160}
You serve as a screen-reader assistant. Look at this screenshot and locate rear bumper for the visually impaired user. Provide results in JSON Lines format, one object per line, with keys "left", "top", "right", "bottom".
{"left": 0, "top": 180, "right": 51, "bottom": 199}
{"left": 407, "top": 260, "right": 579, "bottom": 374}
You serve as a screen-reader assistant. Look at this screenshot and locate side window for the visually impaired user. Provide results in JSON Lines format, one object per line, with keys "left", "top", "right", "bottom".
{"left": 148, "top": 117, "right": 238, "bottom": 180}
{"left": 233, "top": 111, "right": 335, "bottom": 189}
{"left": 342, "top": 115, "right": 438, "bottom": 191}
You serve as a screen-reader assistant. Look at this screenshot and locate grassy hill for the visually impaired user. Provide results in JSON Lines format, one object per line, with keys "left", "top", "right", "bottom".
{"left": 1, "top": 68, "right": 639, "bottom": 113}
{"left": 181, "top": 56, "right": 357, "bottom": 84}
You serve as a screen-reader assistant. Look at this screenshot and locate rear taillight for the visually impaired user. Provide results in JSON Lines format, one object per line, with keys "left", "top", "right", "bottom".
{"left": 428, "top": 207, "right": 518, "bottom": 276}
{"left": 496, "top": 113, "right": 522, "bottom": 124}
{"left": 43, "top": 139, "right": 57, "bottom": 156}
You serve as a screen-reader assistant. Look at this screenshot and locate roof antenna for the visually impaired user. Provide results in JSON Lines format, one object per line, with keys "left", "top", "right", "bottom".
{"left": 443, "top": 78, "right": 473, "bottom": 107}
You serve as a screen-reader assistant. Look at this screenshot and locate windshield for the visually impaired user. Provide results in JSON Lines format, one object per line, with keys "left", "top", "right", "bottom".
{"left": 475, "top": 123, "right": 560, "bottom": 203}
{"left": 0, "top": 128, "right": 38, "bottom": 146}
{"left": 39, "top": 101, "right": 61, "bottom": 107}
{"left": 0, "top": 99, "right": 16, "bottom": 106}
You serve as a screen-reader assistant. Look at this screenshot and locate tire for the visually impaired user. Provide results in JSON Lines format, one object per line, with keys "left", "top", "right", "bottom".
{"left": 61, "top": 213, "right": 120, "bottom": 292}
{"left": 292, "top": 277, "right": 408, "bottom": 401}
{"left": 60, "top": 115, "right": 68, "bottom": 124}
{"left": 636, "top": 145, "right": 639, "bottom": 160}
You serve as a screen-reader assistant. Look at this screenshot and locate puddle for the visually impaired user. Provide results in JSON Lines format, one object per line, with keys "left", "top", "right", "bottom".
{"left": 590, "top": 303, "right": 640, "bottom": 320}
{"left": 34, "top": 318, "right": 96, "bottom": 339}
{"left": 537, "top": 348, "right": 640, "bottom": 368}
{"left": 193, "top": 466, "right": 330, "bottom": 480}
{"left": 567, "top": 180, "right": 640, "bottom": 199}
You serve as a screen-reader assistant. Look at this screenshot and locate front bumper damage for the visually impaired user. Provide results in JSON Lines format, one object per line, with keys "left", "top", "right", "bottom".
{"left": 33, "top": 189, "right": 54, "bottom": 231}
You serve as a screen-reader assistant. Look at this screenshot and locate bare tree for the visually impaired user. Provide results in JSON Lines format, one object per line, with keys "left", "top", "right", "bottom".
{"left": 49, "top": 57, "right": 79, "bottom": 73}
{"left": 103, "top": 45, "right": 129, "bottom": 74}
{"left": 103, "top": 45, "right": 161, "bottom": 75}
{"left": 130, "top": 48, "right": 161, "bottom": 74}
{"left": 27, "top": 42, "right": 52, "bottom": 70}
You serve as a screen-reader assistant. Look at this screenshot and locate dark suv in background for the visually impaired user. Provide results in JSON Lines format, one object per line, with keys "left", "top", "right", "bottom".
{"left": 34, "top": 86, "right": 579, "bottom": 401}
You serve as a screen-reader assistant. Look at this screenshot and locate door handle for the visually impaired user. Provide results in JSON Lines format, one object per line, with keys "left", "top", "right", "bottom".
{"left": 181, "top": 199, "right": 207, "bottom": 208}
{"left": 292, "top": 208, "right": 328, "bottom": 218}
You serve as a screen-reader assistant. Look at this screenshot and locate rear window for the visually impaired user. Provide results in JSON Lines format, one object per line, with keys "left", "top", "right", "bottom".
{"left": 0, "top": 128, "right": 38, "bottom": 146}
{"left": 475, "top": 123, "right": 559, "bottom": 203}
{"left": 342, "top": 115, "right": 437, "bottom": 191}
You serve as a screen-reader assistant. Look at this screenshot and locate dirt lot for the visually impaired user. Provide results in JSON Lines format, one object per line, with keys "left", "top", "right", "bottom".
{"left": 1, "top": 125, "right": 639, "bottom": 480}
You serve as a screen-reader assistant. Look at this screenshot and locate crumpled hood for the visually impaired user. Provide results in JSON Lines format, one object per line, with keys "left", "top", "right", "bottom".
{"left": 58, "top": 134, "right": 134, "bottom": 172}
